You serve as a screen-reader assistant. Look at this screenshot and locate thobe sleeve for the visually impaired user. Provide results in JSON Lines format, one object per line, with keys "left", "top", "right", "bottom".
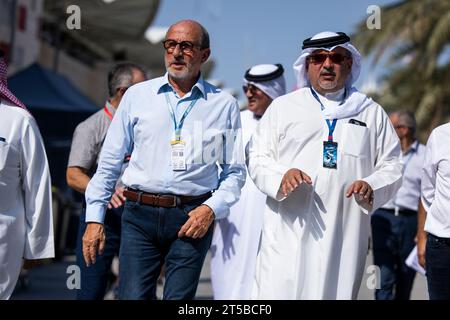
{"left": 421, "top": 131, "right": 437, "bottom": 212}
{"left": 20, "top": 116, "right": 54, "bottom": 259}
{"left": 360, "top": 109, "right": 403, "bottom": 213}
{"left": 247, "top": 101, "right": 290, "bottom": 201}
{"left": 203, "top": 101, "right": 247, "bottom": 219}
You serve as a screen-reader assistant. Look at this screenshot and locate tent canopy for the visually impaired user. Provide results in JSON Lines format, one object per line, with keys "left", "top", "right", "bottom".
{"left": 8, "top": 63, "right": 99, "bottom": 190}
{"left": 8, "top": 63, "right": 98, "bottom": 112}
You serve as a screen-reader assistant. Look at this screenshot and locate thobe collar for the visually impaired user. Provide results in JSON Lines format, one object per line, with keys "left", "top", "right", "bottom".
{"left": 312, "top": 86, "right": 346, "bottom": 103}
{"left": 158, "top": 73, "right": 206, "bottom": 100}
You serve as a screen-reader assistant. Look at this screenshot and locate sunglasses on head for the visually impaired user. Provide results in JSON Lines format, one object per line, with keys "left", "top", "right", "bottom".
{"left": 308, "top": 52, "right": 350, "bottom": 65}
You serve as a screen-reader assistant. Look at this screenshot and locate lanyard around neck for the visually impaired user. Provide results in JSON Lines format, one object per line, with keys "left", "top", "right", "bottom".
{"left": 103, "top": 105, "right": 113, "bottom": 121}
{"left": 310, "top": 87, "right": 346, "bottom": 142}
{"left": 164, "top": 90, "right": 200, "bottom": 141}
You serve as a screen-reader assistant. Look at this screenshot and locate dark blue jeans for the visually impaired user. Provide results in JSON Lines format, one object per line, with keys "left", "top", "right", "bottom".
{"left": 371, "top": 208, "right": 417, "bottom": 300}
{"left": 426, "top": 233, "right": 450, "bottom": 300}
{"left": 75, "top": 206, "right": 122, "bottom": 300}
{"left": 118, "top": 198, "right": 213, "bottom": 300}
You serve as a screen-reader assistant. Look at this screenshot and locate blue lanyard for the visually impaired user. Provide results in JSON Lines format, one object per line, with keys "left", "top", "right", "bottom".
{"left": 310, "top": 87, "right": 345, "bottom": 142}
{"left": 164, "top": 90, "right": 199, "bottom": 141}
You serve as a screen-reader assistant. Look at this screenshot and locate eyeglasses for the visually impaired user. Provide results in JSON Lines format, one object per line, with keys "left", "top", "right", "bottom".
{"left": 308, "top": 52, "right": 350, "bottom": 65}
{"left": 242, "top": 84, "right": 262, "bottom": 95}
{"left": 162, "top": 40, "right": 202, "bottom": 55}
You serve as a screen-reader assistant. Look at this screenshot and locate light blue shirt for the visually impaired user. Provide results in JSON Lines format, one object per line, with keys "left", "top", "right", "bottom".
{"left": 85, "top": 74, "right": 246, "bottom": 223}
{"left": 382, "top": 140, "right": 425, "bottom": 211}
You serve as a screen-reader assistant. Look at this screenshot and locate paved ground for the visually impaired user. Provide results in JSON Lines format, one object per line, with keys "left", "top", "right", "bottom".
{"left": 10, "top": 249, "right": 428, "bottom": 300}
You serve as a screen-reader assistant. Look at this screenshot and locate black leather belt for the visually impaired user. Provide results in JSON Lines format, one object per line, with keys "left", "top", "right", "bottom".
{"left": 124, "top": 188, "right": 212, "bottom": 208}
{"left": 384, "top": 208, "right": 417, "bottom": 216}
{"left": 429, "top": 233, "right": 450, "bottom": 246}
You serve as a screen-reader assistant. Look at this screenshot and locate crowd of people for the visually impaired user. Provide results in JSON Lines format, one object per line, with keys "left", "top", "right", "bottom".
{"left": 0, "top": 19, "right": 449, "bottom": 300}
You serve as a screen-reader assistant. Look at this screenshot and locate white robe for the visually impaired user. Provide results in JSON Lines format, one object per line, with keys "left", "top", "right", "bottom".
{"left": 0, "top": 100, "right": 54, "bottom": 299}
{"left": 210, "top": 109, "right": 266, "bottom": 299}
{"left": 247, "top": 88, "right": 403, "bottom": 299}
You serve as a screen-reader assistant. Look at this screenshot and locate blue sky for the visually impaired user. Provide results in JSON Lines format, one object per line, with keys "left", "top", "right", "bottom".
{"left": 152, "top": 0, "right": 397, "bottom": 99}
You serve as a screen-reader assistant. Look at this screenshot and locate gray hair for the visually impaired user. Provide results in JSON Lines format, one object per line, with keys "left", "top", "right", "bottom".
{"left": 392, "top": 110, "right": 417, "bottom": 137}
{"left": 108, "top": 62, "right": 146, "bottom": 97}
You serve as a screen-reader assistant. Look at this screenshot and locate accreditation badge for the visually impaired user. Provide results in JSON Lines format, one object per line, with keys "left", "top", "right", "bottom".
{"left": 323, "top": 141, "right": 338, "bottom": 169}
{"left": 171, "top": 140, "right": 186, "bottom": 171}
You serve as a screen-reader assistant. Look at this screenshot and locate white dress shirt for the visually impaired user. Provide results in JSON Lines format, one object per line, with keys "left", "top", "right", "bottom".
{"left": 422, "top": 123, "right": 450, "bottom": 238}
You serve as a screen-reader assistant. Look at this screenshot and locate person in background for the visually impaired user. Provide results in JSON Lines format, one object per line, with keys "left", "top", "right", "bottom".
{"left": 371, "top": 110, "right": 425, "bottom": 300}
{"left": 211, "top": 63, "right": 286, "bottom": 299}
{"left": 67, "top": 62, "right": 147, "bottom": 299}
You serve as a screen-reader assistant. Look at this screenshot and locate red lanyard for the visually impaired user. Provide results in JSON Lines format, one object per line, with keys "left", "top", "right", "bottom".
{"left": 103, "top": 105, "right": 113, "bottom": 121}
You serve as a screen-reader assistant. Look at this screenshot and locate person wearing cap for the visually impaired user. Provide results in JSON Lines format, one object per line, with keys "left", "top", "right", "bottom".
{"left": 247, "top": 31, "right": 403, "bottom": 299}
{"left": 83, "top": 20, "right": 245, "bottom": 300}
{"left": 0, "top": 51, "right": 54, "bottom": 299}
{"left": 210, "top": 64, "right": 286, "bottom": 299}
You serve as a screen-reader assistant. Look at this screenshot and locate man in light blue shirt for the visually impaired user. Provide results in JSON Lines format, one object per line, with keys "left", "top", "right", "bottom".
{"left": 82, "top": 19, "right": 246, "bottom": 299}
{"left": 371, "top": 110, "right": 426, "bottom": 300}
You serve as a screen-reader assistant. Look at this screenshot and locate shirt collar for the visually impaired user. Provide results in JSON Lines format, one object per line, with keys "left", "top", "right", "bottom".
{"left": 405, "top": 140, "right": 419, "bottom": 155}
{"left": 158, "top": 73, "right": 206, "bottom": 99}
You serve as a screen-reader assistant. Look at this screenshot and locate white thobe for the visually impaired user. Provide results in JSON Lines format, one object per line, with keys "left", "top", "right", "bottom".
{"left": 210, "top": 110, "right": 266, "bottom": 299}
{"left": 0, "top": 100, "right": 54, "bottom": 299}
{"left": 247, "top": 88, "right": 403, "bottom": 299}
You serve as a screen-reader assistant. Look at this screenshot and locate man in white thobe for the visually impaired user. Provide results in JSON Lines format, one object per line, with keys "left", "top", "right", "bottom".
{"left": 247, "top": 32, "right": 403, "bottom": 299}
{"left": 211, "top": 64, "right": 286, "bottom": 299}
{"left": 0, "top": 51, "right": 54, "bottom": 299}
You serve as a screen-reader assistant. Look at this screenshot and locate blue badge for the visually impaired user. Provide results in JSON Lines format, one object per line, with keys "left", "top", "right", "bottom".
{"left": 323, "top": 141, "right": 338, "bottom": 169}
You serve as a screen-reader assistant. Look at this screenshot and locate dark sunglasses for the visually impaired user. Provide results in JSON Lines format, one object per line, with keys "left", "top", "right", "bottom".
{"left": 162, "top": 40, "right": 202, "bottom": 55}
{"left": 242, "top": 84, "right": 262, "bottom": 94}
{"left": 308, "top": 52, "right": 350, "bottom": 65}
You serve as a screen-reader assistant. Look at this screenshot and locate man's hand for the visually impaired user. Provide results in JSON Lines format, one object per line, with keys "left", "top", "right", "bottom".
{"left": 280, "top": 168, "right": 312, "bottom": 197}
{"left": 346, "top": 180, "right": 373, "bottom": 205}
{"left": 82, "top": 222, "right": 106, "bottom": 267}
{"left": 416, "top": 233, "right": 427, "bottom": 268}
{"left": 107, "top": 187, "right": 126, "bottom": 209}
{"left": 178, "top": 205, "right": 215, "bottom": 239}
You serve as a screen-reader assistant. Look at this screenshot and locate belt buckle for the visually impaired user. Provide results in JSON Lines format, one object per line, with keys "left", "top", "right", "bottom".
{"left": 136, "top": 191, "right": 144, "bottom": 204}
{"left": 171, "top": 195, "right": 180, "bottom": 207}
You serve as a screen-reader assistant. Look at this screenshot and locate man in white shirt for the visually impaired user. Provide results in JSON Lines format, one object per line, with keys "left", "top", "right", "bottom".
{"left": 419, "top": 122, "right": 450, "bottom": 300}
{"left": 210, "top": 64, "right": 286, "bottom": 299}
{"left": 371, "top": 111, "right": 425, "bottom": 300}
{"left": 247, "top": 31, "right": 403, "bottom": 299}
{"left": 0, "top": 50, "right": 54, "bottom": 299}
